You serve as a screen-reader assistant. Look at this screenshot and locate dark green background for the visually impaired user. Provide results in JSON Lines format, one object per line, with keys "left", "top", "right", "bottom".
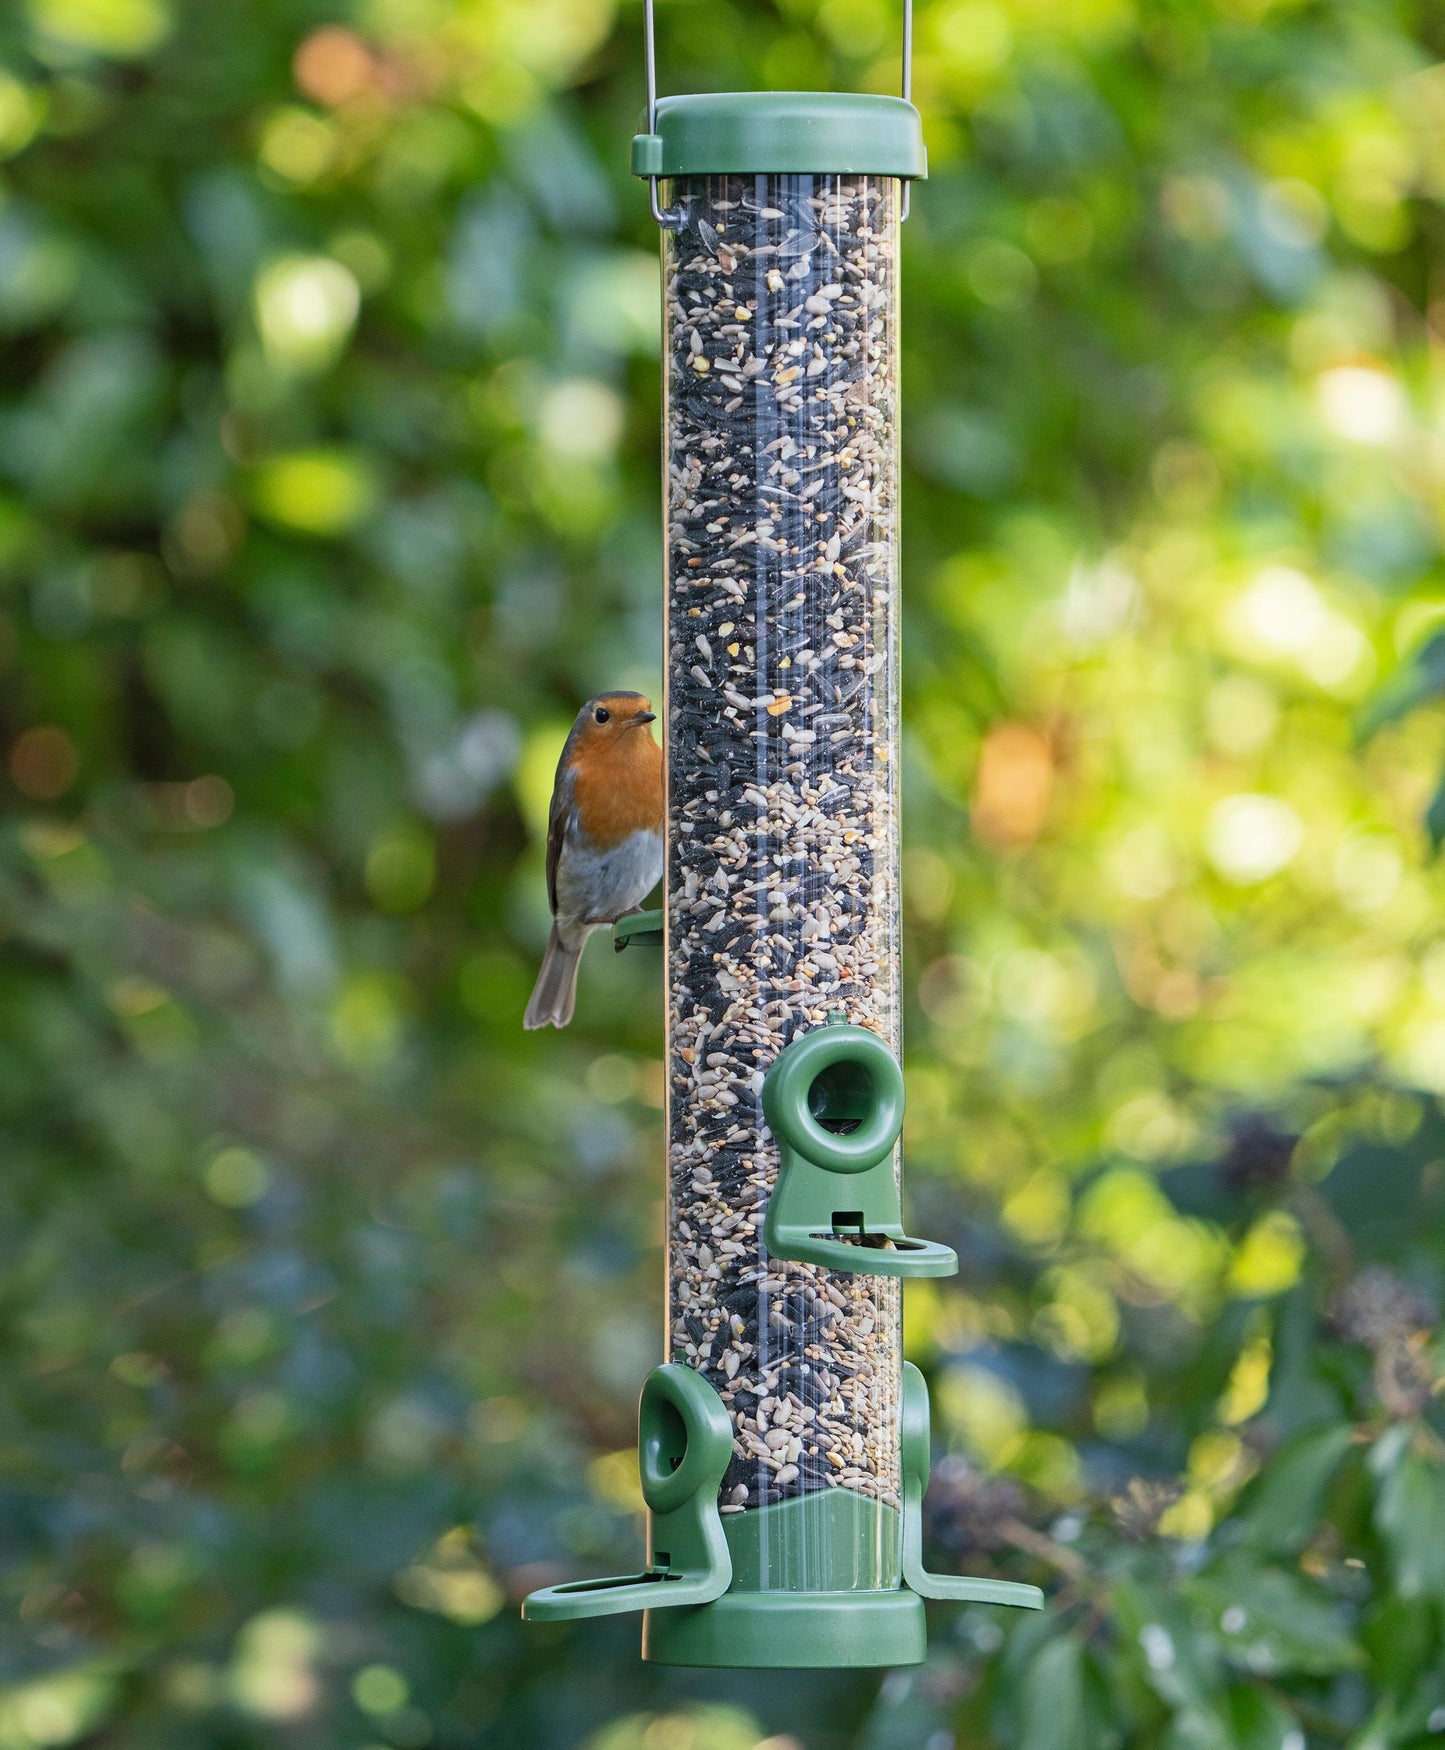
{"left": 2, "top": 0, "right": 1444, "bottom": 1745}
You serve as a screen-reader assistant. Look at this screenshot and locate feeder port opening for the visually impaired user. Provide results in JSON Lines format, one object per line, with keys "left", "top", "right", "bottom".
{"left": 807, "top": 1059, "right": 872, "bottom": 1134}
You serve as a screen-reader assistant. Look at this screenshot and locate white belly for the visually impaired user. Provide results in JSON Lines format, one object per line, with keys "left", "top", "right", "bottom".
{"left": 556, "top": 826, "right": 663, "bottom": 939}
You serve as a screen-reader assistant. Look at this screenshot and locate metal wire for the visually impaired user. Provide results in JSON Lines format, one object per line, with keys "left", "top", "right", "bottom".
{"left": 900, "top": 0, "right": 912, "bottom": 219}
{"left": 642, "top": 0, "right": 915, "bottom": 227}
{"left": 645, "top": 0, "right": 658, "bottom": 130}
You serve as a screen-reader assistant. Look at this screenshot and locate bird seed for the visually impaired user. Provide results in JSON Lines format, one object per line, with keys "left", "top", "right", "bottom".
{"left": 662, "top": 173, "right": 904, "bottom": 1521}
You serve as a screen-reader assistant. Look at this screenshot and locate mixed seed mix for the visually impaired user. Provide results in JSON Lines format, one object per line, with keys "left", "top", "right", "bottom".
{"left": 662, "top": 174, "right": 904, "bottom": 1522}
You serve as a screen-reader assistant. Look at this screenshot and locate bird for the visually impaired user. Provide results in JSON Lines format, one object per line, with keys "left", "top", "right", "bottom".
{"left": 523, "top": 690, "right": 664, "bottom": 1030}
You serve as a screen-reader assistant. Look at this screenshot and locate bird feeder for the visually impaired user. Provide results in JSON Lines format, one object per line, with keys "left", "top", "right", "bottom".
{"left": 523, "top": 0, "right": 1043, "bottom": 1667}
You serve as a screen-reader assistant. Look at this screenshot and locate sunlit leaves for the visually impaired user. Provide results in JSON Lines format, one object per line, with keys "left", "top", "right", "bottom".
{"left": 28, "top": 0, "right": 170, "bottom": 58}
{"left": 254, "top": 257, "right": 361, "bottom": 372}
{"left": 251, "top": 449, "right": 377, "bottom": 536}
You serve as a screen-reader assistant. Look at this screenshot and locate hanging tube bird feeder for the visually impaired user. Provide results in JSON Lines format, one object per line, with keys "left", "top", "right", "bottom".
{"left": 523, "top": 0, "right": 1043, "bottom": 1667}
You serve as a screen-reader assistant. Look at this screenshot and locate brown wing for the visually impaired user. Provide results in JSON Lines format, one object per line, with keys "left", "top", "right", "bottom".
{"left": 545, "top": 733, "right": 580, "bottom": 916}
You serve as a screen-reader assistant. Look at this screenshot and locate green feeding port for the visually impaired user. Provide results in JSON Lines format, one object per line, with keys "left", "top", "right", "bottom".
{"left": 522, "top": 1365, "right": 733, "bottom": 1625}
{"left": 761, "top": 1021, "right": 957, "bottom": 1276}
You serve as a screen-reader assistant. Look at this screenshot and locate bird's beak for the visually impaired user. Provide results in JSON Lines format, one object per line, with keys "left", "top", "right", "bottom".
{"left": 633, "top": 711, "right": 657, "bottom": 725}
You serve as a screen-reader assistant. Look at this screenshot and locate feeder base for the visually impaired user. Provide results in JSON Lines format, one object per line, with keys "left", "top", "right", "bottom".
{"left": 522, "top": 1364, "right": 1042, "bottom": 1666}
{"left": 642, "top": 1586, "right": 925, "bottom": 1668}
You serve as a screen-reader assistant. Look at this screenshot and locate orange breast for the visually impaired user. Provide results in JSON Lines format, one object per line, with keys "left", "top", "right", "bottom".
{"left": 570, "top": 735, "right": 663, "bottom": 847}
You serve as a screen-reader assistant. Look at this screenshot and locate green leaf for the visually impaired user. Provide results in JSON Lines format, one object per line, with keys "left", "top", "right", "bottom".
{"left": 1373, "top": 1443, "right": 1445, "bottom": 1604}
{"left": 1426, "top": 769, "right": 1445, "bottom": 851}
{"left": 1019, "top": 1635, "right": 1088, "bottom": 1750}
{"left": 1162, "top": 1708, "right": 1234, "bottom": 1750}
{"left": 1361, "top": 1594, "right": 1438, "bottom": 1693}
{"left": 1395, "top": 1664, "right": 1445, "bottom": 1740}
{"left": 1226, "top": 1685, "right": 1304, "bottom": 1750}
{"left": 1111, "top": 1580, "right": 1224, "bottom": 1714}
{"left": 1358, "top": 631, "right": 1445, "bottom": 740}
{"left": 1190, "top": 1556, "right": 1363, "bottom": 1678}
{"left": 1238, "top": 1422, "right": 1354, "bottom": 1555}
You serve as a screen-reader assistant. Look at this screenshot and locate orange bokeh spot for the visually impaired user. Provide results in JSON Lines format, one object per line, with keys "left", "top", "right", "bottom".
{"left": 293, "top": 27, "right": 375, "bottom": 108}
{"left": 10, "top": 726, "right": 80, "bottom": 801}
{"left": 972, "top": 722, "right": 1053, "bottom": 849}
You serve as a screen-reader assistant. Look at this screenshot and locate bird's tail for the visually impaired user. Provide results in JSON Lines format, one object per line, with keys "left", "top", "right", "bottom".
{"left": 524, "top": 927, "right": 586, "bottom": 1030}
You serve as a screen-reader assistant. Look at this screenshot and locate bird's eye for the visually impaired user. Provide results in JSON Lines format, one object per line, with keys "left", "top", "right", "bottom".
{"left": 594, "top": 707, "right": 610, "bottom": 724}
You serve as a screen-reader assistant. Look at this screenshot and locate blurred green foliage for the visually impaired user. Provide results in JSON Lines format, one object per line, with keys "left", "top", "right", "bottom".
{"left": 1, "top": 0, "right": 1444, "bottom": 1745}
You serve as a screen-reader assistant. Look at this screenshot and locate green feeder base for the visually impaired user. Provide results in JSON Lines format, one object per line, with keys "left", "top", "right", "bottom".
{"left": 522, "top": 1363, "right": 1041, "bottom": 1667}
{"left": 643, "top": 1585, "right": 924, "bottom": 1669}
{"left": 643, "top": 1484, "right": 914, "bottom": 1666}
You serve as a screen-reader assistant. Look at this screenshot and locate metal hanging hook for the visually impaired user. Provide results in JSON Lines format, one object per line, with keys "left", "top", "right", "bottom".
{"left": 643, "top": 0, "right": 671, "bottom": 225}
{"left": 640, "top": 0, "right": 916, "bottom": 226}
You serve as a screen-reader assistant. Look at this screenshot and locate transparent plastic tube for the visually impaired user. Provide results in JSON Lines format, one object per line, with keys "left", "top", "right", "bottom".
{"left": 663, "top": 174, "right": 903, "bottom": 1586}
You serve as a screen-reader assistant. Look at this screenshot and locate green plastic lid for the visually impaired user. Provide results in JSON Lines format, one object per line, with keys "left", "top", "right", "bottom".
{"left": 632, "top": 92, "right": 926, "bottom": 181}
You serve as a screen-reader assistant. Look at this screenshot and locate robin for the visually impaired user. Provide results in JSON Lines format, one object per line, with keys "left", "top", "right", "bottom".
{"left": 523, "top": 691, "right": 664, "bottom": 1030}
